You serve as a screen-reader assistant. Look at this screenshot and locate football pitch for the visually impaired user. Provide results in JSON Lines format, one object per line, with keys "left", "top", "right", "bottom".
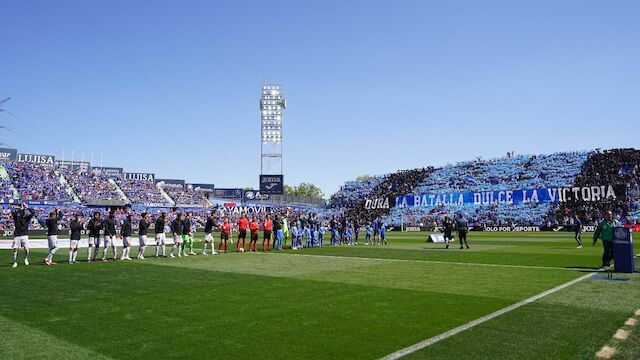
{"left": 1, "top": 232, "right": 639, "bottom": 360}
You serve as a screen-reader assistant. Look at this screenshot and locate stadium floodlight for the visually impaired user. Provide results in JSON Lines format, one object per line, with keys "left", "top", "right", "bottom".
{"left": 260, "top": 83, "right": 285, "bottom": 176}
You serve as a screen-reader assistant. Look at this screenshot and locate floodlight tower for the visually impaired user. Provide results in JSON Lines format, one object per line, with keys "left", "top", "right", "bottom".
{"left": 260, "top": 83, "right": 286, "bottom": 175}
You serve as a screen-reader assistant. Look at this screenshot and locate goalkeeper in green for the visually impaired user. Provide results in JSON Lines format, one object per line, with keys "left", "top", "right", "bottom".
{"left": 182, "top": 211, "right": 196, "bottom": 256}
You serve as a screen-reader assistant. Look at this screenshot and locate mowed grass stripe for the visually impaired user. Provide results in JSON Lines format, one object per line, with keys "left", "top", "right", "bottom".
{"left": 148, "top": 252, "right": 582, "bottom": 300}
{"left": 305, "top": 244, "right": 601, "bottom": 268}
{"left": 403, "top": 273, "right": 640, "bottom": 360}
{"left": 278, "top": 252, "right": 588, "bottom": 271}
{"left": 0, "top": 261, "right": 514, "bottom": 359}
{"left": 0, "top": 315, "right": 114, "bottom": 360}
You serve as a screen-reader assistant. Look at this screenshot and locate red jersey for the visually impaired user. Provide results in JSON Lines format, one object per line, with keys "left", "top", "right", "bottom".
{"left": 264, "top": 219, "right": 273, "bottom": 231}
{"left": 221, "top": 223, "right": 231, "bottom": 234}
{"left": 249, "top": 221, "right": 259, "bottom": 235}
{"left": 237, "top": 218, "right": 248, "bottom": 230}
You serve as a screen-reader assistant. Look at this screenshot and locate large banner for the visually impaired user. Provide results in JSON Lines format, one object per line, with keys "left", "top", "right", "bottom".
{"left": 0, "top": 148, "right": 17, "bottom": 161}
{"left": 243, "top": 190, "right": 270, "bottom": 201}
{"left": 214, "top": 188, "right": 243, "bottom": 199}
{"left": 187, "top": 183, "right": 215, "bottom": 192}
{"left": 363, "top": 196, "right": 394, "bottom": 210}
{"left": 260, "top": 175, "right": 284, "bottom": 195}
{"left": 124, "top": 172, "right": 155, "bottom": 182}
{"left": 395, "top": 185, "right": 622, "bottom": 208}
{"left": 17, "top": 153, "right": 55, "bottom": 166}
{"left": 156, "top": 179, "right": 185, "bottom": 187}
{"left": 219, "top": 205, "right": 271, "bottom": 216}
{"left": 56, "top": 160, "right": 91, "bottom": 173}
{"left": 95, "top": 167, "right": 123, "bottom": 180}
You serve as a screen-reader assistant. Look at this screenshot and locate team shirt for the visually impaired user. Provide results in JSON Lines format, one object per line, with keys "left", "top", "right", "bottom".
{"left": 69, "top": 220, "right": 83, "bottom": 240}
{"left": 121, "top": 219, "right": 133, "bottom": 237}
{"left": 12, "top": 208, "right": 35, "bottom": 236}
{"left": 238, "top": 218, "right": 248, "bottom": 230}
{"left": 182, "top": 218, "right": 191, "bottom": 235}
{"left": 249, "top": 221, "right": 259, "bottom": 235}
{"left": 204, "top": 216, "right": 215, "bottom": 233}
{"left": 171, "top": 218, "right": 183, "bottom": 235}
{"left": 154, "top": 217, "right": 165, "bottom": 234}
{"left": 139, "top": 219, "right": 149, "bottom": 236}
{"left": 46, "top": 216, "right": 60, "bottom": 236}
{"left": 264, "top": 219, "right": 273, "bottom": 231}
{"left": 221, "top": 223, "right": 231, "bottom": 234}
{"left": 103, "top": 217, "right": 117, "bottom": 237}
{"left": 88, "top": 218, "right": 103, "bottom": 237}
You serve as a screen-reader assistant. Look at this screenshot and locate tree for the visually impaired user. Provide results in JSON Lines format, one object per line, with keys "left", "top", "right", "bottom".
{"left": 283, "top": 183, "right": 325, "bottom": 199}
{"left": 355, "top": 175, "right": 372, "bottom": 181}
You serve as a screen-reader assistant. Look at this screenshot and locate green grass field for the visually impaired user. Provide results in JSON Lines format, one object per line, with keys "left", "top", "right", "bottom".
{"left": 1, "top": 232, "right": 639, "bottom": 359}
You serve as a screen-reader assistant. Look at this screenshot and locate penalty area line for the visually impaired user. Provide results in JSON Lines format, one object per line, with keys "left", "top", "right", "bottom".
{"left": 379, "top": 271, "right": 597, "bottom": 360}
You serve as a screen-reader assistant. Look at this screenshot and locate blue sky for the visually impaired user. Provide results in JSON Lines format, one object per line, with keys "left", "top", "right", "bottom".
{"left": 1, "top": 0, "right": 638, "bottom": 195}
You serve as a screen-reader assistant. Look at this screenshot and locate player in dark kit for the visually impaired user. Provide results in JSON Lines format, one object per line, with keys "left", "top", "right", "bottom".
{"left": 456, "top": 214, "right": 470, "bottom": 249}
{"left": 68, "top": 213, "right": 84, "bottom": 264}
{"left": 87, "top": 211, "right": 102, "bottom": 262}
{"left": 443, "top": 216, "right": 454, "bottom": 249}
{"left": 237, "top": 213, "right": 248, "bottom": 252}
{"left": 170, "top": 213, "right": 184, "bottom": 258}
{"left": 10, "top": 203, "right": 36, "bottom": 268}
{"left": 573, "top": 215, "right": 583, "bottom": 249}
{"left": 202, "top": 211, "right": 217, "bottom": 255}
{"left": 101, "top": 211, "right": 118, "bottom": 261}
{"left": 137, "top": 212, "right": 150, "bottom": 259}
{"left": 155, "top": 211, "right": 167, "bottom": 257}
{"left": 120, "top": 214, "right": 134, "bottom": 260}
{"left": 44, "top": 209, "right": 61, "bottom": 265}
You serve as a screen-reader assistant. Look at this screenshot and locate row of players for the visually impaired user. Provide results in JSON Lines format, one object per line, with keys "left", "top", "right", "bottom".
{"left": 7, "top": 204, "right": 389, "bottom": 267}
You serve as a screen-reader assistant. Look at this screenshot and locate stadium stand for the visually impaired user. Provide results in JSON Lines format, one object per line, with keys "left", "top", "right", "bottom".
{"left": 160, "top": 184, "right": 208, "bottom": 207}
{"left": 117, "top": 180, "right": 170, "bottom": 206}
{"left": 4, "top": 162, "right": 71, "bottom": 201}
{"left": 2, "top": 147, "right": 639, "bottom": 231}
{"left": 554, "top": 148, "right": 640, "bottom": 224}
{"left": 61, "top": 169, "right": 124, "bottom": 202}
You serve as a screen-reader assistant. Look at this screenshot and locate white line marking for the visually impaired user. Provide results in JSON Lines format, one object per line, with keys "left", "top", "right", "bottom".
{"left": 276, "top": 252, "right": 588, "bottom": 272}
{"left": 379, "top": 271, "right": 597, "bottom": 360}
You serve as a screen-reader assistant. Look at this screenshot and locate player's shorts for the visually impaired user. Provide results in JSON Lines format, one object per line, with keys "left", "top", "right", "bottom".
{"left": 239, "top": 229, "right": 247, "bottom": 238}
{"left": 264, "top": 230, "right": 272, "bottom": 239}
{"left": 139, "top": 235, "right": 147, "bottom": 246}
{"left": 181, "top": 234, "right": 190, "bottom": 242}
{"left": 104, "top": 235, "right": 115, "bottom": 247}
{"left": 70, "top": 239, "right": 80, "bottom": 249}
{"left": 123, "top": 237, "right": 132, "bottom": 247}
{"left": 204, "top": 233, "right": 213, "bottom": 242}
{"left": 12, "top": 235, "right": 29, "bottom": 249}
{"left": 374, "top": 229, "right": 380, "bottom": 235}
{"left": 251, "top": 233, "right": 258, "bottom": 241}
{"left": 174, "top": 234, "right": 183, "bottom": 244}
{"left": 47, "top": 235, "right": 58, "bottom": 250}
{"left": 88, "top": 236, "right": 100, "bottom": 247}
{"left": 155, "top": 233, "right": 166, "bottom": 245}
{"left": 221, "top": 232, "right": 229, "bottom": 241}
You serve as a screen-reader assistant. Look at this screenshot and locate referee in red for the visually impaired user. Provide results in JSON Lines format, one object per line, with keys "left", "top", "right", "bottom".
{"left": 237, "top": 212, "right": 248, "bottom": 252}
